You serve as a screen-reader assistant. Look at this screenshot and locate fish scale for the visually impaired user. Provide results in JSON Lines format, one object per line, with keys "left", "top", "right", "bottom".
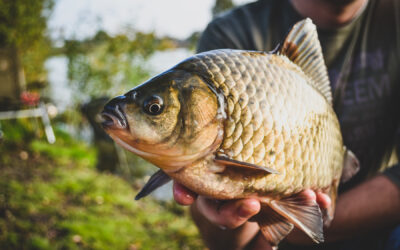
{"left": 103, "top": 19, "right": 360, "bottom": 245}
{"left": 178, "top": 50, "right": 344, "bottom": 196}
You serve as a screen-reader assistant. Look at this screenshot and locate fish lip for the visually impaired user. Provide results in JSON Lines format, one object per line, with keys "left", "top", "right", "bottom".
{"left": 101, "top": 107, "right": 128, "bottom": 130}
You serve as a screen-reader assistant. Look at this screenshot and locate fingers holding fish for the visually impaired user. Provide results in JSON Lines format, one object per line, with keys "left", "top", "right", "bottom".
{"left": 316, "top": 191, "right": 331, "bottom": 210}
{"left": 195, "top": 196, "right": 261, "bottom": 229}
{"left": 173, "top": 181, "right": 197, "bottom": 205}
{"left": 173, "top": 181, "right": 261, "bottom": 229}
{"left": 299, "top": 189, "right": 331, "bottom": 210}
{"left": 174, "top": 182, "right": 331, "bottom": 231}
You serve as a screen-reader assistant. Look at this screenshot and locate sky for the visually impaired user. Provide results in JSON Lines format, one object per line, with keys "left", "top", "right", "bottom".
{"left": 48, "top": 0, "right": 253, "bottom": 41}
{"left": 45, "top": 0, "right": 253, "bottom": 112}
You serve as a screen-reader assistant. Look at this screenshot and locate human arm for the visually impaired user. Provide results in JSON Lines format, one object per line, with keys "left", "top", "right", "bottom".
{"left": 284, "top": 172, "right": 400, "bottom": 244}
{"left": 173, "top": 182, "right": 262, "bottom": 250}
{"left": 173, "top": 182, "right": 330, "bottom": 250}
{"left": 174, "top": 170, "right": 400, "bottom": 249}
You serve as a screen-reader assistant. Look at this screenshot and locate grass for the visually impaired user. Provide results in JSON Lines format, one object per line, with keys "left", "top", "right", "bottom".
{"left": 0, "top": 126, "right": 204, "bottom": 250}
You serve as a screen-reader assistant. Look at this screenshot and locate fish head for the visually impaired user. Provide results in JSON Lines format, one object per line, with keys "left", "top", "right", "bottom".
{"left": 101, "top": 70, "right": 224, "bottom": 172}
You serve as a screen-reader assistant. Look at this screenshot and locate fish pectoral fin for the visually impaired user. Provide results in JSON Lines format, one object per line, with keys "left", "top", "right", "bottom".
{"left": 266, "top": 193, "right": 324, "bottom": 243}
{"left": 255, "top": 204, "right": 294, "bottom": 246}
{"left": 214, "top": 155, "right": 280, "bottom": 174}
{"left": 341, "top": 148, "right": 360, "bottom": 183}
{"left": 135, "top": 170, "right": 171, "bottom": 200}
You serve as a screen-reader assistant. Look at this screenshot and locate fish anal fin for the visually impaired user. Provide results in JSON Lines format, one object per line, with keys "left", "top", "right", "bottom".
{"left": 267, "top": 193, "right": 324, "bottom": 243}
{"left": 279, "top": 18, "right": 332, "bottom": 104}
{"left": 341, "top": 148, "right": 360, "bottom": 183}
{"left": 214, "top": 155, "right": 279, "bottom": 174}
{"left": 135, "top": 170, "right": 171, "bottom": 200}
{"left": 255, "top": 204, "right": 294, "bottom": 246}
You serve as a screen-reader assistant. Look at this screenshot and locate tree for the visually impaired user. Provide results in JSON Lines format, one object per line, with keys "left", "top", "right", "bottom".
{"left": 64, "top": 30, "right": 178, "bottom": 104}
{"left": 212, "top": 0, "right": 235, "bottom": 17}
{"left": 0, "top": 0, "right": 54, "bottom": 85}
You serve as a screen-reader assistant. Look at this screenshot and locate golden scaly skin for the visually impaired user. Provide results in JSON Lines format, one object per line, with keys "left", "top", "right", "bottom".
{"left": 168, "top": 50, "right": 345, "bottom": 199}
{"left": 104, "top": 49, "right": 345, "bottom": 201}
{"left": 102, "top": 18, "right": 343, "bottom": 244}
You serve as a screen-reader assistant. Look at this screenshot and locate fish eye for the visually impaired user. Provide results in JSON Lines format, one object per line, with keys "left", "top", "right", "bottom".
{"left": 143, "top": 95, "right": 164, "bottom": 115}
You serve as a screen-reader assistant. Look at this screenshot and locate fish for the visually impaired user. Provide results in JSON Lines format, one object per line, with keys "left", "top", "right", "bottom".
{"left": 101, "top": 18, "right": 359, "bottom": 246}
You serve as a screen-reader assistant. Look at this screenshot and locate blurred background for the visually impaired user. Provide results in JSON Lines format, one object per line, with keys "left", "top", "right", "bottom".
{"left": 0, "top": 0, "right": 251, "bottom": 249}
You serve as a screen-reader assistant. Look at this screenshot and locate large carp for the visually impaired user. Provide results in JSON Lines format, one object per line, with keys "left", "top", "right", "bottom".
{"left": 101, "top": 19, "right": 359, "bottom": 246}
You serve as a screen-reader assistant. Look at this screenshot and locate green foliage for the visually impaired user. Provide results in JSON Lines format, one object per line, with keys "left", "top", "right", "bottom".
{"left": 30, "top": 131, "right": 96, "bottom": 167}
{"left": 66, "top": 46, "right": 150, "bottom": 101}
{"left": 0, "top": 0, "right": 54, "bottom": 84}
{"left": 64, "top": 30, "right": 178, "bottom": 105}
{"left": 0, "top": 0, "right": 53, "bottom": 48}
{"left": 0, "top": 119, "right": 35, "bottom": 143}
{"left": 22, "top": 37, "right": 53, "bottom": 85}
{"left": 212, "top": 0, "right": 235, "bottom": 16}
{"left": 0, "top": 132, "right": 204, "bottom": 249}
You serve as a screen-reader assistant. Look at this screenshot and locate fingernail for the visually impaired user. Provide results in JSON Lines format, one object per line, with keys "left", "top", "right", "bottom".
{"left": 303, "top": 189, "right": 316, "bottom": 200}
{"left": 237, "top": 203, "right": 257, "bottom": 218}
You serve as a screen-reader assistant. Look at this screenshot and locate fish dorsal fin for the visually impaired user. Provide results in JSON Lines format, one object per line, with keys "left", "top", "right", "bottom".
{"left": 279, "top": 18, "right": 333, "bottom": 104}
{"left": 135, "top": 170, "right": 171, "bottom": 200}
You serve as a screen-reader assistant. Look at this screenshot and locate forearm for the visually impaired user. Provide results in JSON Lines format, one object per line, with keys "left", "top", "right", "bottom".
{"left": 286, "top": 174, "right": 400, "bottom": 244}
{"left": 190, "top": 202, "right": 261, "bottom": 250}
{"left": 185, "top": 174, "right": 400, "bottom": 248}
{"left": 325, "top": 174, "right": 400, "bottom": 241}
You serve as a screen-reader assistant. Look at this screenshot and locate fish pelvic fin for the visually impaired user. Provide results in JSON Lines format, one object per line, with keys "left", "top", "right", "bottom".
{"left": 135, "top": 170, "right": 171, "bottom": 200}
{"left": 214, "top": 155, "right": 280, "bottom": 174}
{"left": 341, "top": 147, "right": 360, "bottom": 183}
{"left": 261, "top": 192, "right": 324, "bottom": 244}
{"left": 279, "top": 18, "right": 332, "bottom": 105}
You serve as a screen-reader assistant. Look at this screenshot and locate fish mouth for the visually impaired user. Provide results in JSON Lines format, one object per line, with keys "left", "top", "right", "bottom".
{"left": 101, "top": 100, "right": 128, "bottom": 130}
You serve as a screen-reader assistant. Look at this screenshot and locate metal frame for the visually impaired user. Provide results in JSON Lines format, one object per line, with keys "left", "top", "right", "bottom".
{"left": 0, "top": 102, "right": 56, "bottom": 143}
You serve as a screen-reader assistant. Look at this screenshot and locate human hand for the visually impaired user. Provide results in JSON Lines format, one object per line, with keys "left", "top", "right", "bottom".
{"left": 173, "top": 182, "right": 332, "bottom": 249}
{"left": 173, "top": 182, "right": 262, "bottom": 249}
{"left": 173, "top": 181, "right": 331, "bottom": 229}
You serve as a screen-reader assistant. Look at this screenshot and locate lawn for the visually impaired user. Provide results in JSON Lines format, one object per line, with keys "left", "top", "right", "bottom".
{"left": 0, "top": 127, "right": 204, "bottom": 250}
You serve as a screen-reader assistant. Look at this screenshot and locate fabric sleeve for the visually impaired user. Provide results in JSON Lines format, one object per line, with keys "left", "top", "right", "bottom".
{"left": 196, "top": 0, "right": 277, "bottom": 53}
{"left": 384, "top": 126, "right": 400, "bottom": 188}
{"left": 196, "top": 0, "right": 302, "bottom": 53}
{"left": 383, "top": 164, "right": 400, "bottom": 188}
{"left": 196, "top": 19, "right": 237, "bottom": 53}
{"left": 196, "top": 12, "right": 252, "bottom": 53}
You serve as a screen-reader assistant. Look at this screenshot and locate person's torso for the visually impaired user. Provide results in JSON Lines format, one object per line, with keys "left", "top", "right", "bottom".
{"left": 197, "top": 0, "right": 400, "bottom": 190}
